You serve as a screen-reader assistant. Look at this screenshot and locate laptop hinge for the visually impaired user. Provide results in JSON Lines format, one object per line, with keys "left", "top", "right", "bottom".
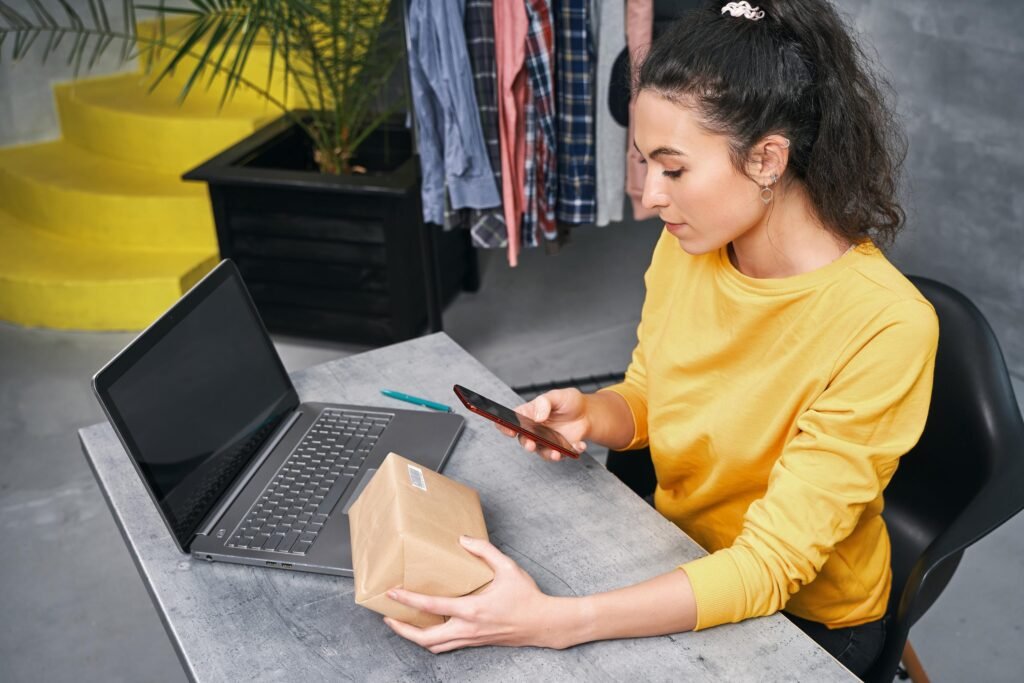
{"left": 196, "top": 410, "right": 303, "bottom": 538}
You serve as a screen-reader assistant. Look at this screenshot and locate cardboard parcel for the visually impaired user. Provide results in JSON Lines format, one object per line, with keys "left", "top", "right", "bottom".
{"left": 348, "top": 452, "right": 494, "bottom": 627}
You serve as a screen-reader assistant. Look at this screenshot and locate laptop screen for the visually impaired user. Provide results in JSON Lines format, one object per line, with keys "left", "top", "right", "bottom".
{"left": 94, "top": 261, "right": 298, "bottom": 551}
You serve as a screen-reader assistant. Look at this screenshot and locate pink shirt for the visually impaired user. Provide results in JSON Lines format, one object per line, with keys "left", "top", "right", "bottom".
{"left": 626, "top": 0, "right": 656, "bottom": 221}
{"left": 494, "top": 0, "right": 530, "bottom": 266}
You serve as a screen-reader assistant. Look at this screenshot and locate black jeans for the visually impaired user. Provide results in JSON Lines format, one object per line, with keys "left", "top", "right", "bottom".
{"left": 784, "top": 613, "right": 887, "bottom": 679}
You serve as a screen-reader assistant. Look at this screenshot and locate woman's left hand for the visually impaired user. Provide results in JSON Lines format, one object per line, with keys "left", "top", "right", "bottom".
{"left": 383, "top": 536, "right": 577, "bottom": 653}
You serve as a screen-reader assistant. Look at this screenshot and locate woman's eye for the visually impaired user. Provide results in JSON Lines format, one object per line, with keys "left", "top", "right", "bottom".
{"left": 637, "top": 157, "right": 682, "bottom": 177}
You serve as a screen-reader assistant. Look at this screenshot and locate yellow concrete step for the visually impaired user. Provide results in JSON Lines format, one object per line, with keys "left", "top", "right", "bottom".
{"left": 0, "top": 210, "right": 216, "bottom": 330}
{"left": 56, "top": 73, "right": 275, "bottom": 175}
{"left": 0, "top": 140, "right": 216, "bottom": 251}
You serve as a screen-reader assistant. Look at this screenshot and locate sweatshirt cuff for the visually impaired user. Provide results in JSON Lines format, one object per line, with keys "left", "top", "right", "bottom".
{"left": 680, "top": 550, "right": 746, "bottom": 631}
{"left": 597, "top": 384, "right": 648, "bottom": 450}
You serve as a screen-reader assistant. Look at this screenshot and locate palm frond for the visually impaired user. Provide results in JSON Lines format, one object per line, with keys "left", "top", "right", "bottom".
{"left": 205, "top": 11, "right": 244, "bottom": 95}
{"left": 146, "top": 14, "right": 212, "bottom": 95}
{"left": 0, "top": 0, "right": 133, "bottom": 72}
{"left": 220, "top": 9, "right": 262, "bottom": 102}
{"left": 120, "top": 0, "right": 136, "bottom": 59}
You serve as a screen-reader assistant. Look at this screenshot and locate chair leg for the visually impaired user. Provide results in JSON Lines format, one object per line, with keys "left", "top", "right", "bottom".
{"left": 901, "top": 640, "right": 931, "bottom": 683}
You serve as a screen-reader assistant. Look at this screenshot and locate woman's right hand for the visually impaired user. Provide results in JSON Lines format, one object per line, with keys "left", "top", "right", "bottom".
{"left": 498, "top": 388, "right": 590, "bottom": 462}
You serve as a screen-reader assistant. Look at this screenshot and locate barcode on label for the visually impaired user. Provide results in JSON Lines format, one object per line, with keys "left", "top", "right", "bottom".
{"left": 407, "top": 465, "right": 427, "bottom": 491}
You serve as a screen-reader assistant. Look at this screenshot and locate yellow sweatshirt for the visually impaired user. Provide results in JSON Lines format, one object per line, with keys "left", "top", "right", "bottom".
{"left": 604, "top": 231, "right": 938, "bottom": 630}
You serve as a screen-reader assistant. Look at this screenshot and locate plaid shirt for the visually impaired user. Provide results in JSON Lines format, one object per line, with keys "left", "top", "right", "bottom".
{"left": 521, "top": 83, "right": 538, "bottom": 248}
{"left": 456, "top": 0, "right": 508, "bottom": 248}
{"left": 555, "top": 0, "right": 596, "bottom": 224}
{"left": 524, "top": 0, "right": 558, "bottom": 244}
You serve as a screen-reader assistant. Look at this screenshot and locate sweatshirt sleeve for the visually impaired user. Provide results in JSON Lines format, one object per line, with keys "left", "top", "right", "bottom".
{"left": 680, "top": 299, "right": 939, "bottom": 630}
{"left": 598, "top": 232, "right": 675, "bottom": 451}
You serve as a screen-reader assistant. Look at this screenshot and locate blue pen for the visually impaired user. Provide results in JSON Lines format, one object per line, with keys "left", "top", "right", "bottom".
{"left": 380, "top": 389, "right": 453, "bottom": 413}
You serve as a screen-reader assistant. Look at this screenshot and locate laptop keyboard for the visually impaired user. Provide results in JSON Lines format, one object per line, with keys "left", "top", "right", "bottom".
{"left": 226, "top": 408, "right": 391, "bottom": 555}
{"left": 170, "top": 418, "right": 280, "bottom": 541}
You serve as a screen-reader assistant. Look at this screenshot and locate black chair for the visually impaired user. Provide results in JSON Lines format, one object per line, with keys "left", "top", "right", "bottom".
{"left": 606, "top": 276, "right": 1024, "bottom": 681}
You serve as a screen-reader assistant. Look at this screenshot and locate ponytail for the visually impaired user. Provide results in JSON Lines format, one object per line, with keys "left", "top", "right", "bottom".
{"left": 637, "top": 0, "right": 907, "bottom": 247}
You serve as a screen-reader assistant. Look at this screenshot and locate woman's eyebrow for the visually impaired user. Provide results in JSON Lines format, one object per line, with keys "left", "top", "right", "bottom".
{"left": 633, "top": 141, "right": 687, "bottom": 159}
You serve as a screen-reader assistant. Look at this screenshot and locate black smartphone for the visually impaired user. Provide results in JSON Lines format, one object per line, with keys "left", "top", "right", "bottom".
{"left": 452, "top": 384, "right": 581, "bottom": 458}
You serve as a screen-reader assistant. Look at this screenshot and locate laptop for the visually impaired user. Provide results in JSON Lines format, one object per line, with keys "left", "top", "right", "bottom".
{"left": 92, "top": 259, "right": 464, "bottom": 576}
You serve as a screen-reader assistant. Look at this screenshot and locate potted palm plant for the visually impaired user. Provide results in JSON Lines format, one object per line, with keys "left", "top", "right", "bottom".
{"left": 0, "top": 0, "right": 476, "bottom": 344}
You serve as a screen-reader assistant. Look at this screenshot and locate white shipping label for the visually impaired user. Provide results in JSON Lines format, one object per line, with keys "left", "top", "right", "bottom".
{"left": 407, "top": 464, "right": 427, "bottom": 491}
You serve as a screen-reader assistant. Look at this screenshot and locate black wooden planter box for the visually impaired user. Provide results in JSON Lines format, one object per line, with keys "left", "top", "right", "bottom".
{"left": 183, "top": 113, "right": 477, "bottom": 345}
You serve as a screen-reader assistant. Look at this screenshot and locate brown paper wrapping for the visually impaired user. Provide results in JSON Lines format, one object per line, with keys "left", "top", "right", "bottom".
{"left": 348, "top": 452, "right": 494, "bottom": 627}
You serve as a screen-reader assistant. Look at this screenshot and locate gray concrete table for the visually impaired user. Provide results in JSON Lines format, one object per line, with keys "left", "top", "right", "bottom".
{"left": 79, "top": 332, "right": 853, "bottom": 682}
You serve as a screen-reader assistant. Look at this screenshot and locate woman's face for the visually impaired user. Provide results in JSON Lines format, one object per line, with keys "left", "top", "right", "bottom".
{"left": 634, "top": 90, "right": 766, "bottom": 254}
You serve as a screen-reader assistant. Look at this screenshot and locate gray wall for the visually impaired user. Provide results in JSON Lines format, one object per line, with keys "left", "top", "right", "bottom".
{"left": 0, "top": 0, "right": 195, "bottom": 146}
{"left": 838, "top": 0, "right": 1023, "bottom": 381}
{"left": 0, "top": 1, "right": 138, "bottom": 146}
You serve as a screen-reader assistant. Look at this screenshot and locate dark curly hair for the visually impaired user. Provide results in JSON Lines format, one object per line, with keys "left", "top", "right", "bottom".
{"left": 636, "top": 0, "right": 907, "bottom": 248}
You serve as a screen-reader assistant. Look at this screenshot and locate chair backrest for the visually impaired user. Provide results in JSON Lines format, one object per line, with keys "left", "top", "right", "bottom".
{"left": 864, "top": 276, "right": 1024, "bottom": 683}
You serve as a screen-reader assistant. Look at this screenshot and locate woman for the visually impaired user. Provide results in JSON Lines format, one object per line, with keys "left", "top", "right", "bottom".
{"left": 384, "top": 0, "right": 938, "bottom": 676}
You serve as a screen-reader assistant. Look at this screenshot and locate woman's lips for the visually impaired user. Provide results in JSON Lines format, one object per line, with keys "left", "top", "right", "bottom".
{"left": 664, "top": 221, "right": 689, "bottom": 234}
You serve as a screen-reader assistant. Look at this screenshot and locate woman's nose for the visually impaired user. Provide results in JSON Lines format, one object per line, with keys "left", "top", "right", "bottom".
{"left": 641, "top": 176, "right": 669, "bottom": 211}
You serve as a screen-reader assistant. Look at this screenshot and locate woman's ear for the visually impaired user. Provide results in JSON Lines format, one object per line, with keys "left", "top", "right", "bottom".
{"left": 745, "top": 135, "right": 791, "bottom": 185}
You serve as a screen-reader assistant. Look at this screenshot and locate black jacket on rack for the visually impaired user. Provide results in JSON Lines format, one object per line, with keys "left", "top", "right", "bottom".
{"left": 608, "top": 0, "right": 704, "bottom": 127}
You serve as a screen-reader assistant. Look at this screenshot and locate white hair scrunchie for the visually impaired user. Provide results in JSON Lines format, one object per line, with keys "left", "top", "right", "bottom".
{"left": 721, "top": 1, "right": 766, "bottom": 21}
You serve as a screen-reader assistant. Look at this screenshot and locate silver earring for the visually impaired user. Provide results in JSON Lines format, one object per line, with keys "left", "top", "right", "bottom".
{"left": 761, "top": 174, "right": 777, "bottom": 204}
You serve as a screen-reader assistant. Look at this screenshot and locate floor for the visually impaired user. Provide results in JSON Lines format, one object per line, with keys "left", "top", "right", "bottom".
{"left": 1, "top": 216, "right": 1022, "bottom": 682}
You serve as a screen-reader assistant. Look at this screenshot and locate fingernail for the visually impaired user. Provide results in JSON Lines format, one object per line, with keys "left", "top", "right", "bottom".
{"left": 387, "top": 590, "right": 397, "bottom": 599}
{"left": 459, "top": 535, "right": 473, "bottom": 545}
